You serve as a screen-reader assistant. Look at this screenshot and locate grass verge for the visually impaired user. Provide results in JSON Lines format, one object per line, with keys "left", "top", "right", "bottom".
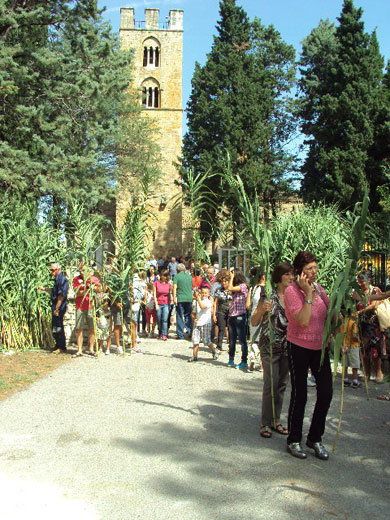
{"left": 0, "top": 350, "right": 70, "bottom": 401}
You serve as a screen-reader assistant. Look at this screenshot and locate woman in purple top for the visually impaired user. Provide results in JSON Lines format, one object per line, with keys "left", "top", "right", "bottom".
{"left": 284, "top": 251, "right": 333, "bottom": 461}
{"left": 227, "top": 270, "right": 249, "bottom": 369}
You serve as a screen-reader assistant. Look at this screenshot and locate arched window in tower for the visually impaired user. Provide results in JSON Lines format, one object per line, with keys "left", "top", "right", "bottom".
{"left": 141, "top": 78, "right": 161, "bottom": 109}
{"left": 154, "top": 87, "right": 159, "bottom": 108}
{"left": 142, "top": 37, "right": 161, "bottom": 68}
{"left": 148, "top": 87, "right": 153, "bottom": 107}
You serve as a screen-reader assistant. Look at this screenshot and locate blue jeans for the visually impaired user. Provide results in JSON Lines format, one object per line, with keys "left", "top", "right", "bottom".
{"left": 157, "top": 304, "right": 170, "bottom": 336}
{"left": 228, "top": 314, "right": 248, "bottom": 363}
{"left": 176, "top": 302, "right": 192, "bottom": 338}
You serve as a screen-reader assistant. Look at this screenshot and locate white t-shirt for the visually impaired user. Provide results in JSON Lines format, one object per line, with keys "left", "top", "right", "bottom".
{"left": 146, "top": 291, "right": 154, "bottom": 310}
{"left": 250, "top": 285, "right": 263, "bottom": 316}
{"left": 196, "top": 298, "right": 212, "bottom": 327}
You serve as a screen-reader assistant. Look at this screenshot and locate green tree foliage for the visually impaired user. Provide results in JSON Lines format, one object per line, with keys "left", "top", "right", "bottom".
{"left": 0, "top": 0, "right": 158, "bottom": 212}
{"left": 182, "top": 0, "right": 296, "bottom": 234}
{"left": 299, "top": 0, "right": 388, "bottom": 212}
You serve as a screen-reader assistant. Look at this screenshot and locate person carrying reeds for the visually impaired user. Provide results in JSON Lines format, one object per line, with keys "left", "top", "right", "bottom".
{"left": 251, "top": 263, "right": 294, "bottom": 439}
{"left": 39, "top": 263, "right": 69, "bottom": 354}
{"left": 72, "top": 263, "right": 101, "bottom": 358}
{"left": 248, "top": 266, "right": 266, "bottom": 370}
{"left": 353, "top": 271, "right": 385, "bottom": 384}
{"left": 339, "top": 310, "right": 361, "bottom": 388}
{"left": 213, "top": 271, "right": 233, "bottom": 352}
{"left": 284, "top": 251, "right": 333, "bottom": 461}
{"left": 108, "top": 269, "right": 130, "bottom": 356}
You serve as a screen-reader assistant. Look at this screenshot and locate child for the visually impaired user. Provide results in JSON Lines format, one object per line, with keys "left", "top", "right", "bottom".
{"left": 96, "top": 298, "right": 111, "bottom": 355}
{"left": 145, "top": 282, "right": 157, "bottom": 336}
{"left": 128, "top": 283, "right": 142, "bottom": 353}
{"left": 341, "top": 312, "right": 361, "bottom": 388}
{"left": 189, "top": 287, "right": 218, "bottom": 362}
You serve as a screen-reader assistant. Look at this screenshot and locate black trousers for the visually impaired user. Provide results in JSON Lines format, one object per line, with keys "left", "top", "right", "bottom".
{"left": 52, "top": 308, "right": 66, "bottom": 350}
{"left": 287, "top": 342, "right": 333, "bottom": 444}
{"left": 216, "top": 308, "right": 229, "bottom": 349}
{"left": 137, "top": 306, "right": 147, "bottom": 333}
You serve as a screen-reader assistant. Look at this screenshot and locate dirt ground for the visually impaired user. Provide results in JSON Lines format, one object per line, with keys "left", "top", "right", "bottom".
{"left": 0, "top": 350, "right": 70, "bottom": 401}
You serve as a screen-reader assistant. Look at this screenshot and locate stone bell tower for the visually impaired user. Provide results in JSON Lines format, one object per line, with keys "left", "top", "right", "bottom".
{"left": 118, "top": 7, "right": 184, "bottom": 256}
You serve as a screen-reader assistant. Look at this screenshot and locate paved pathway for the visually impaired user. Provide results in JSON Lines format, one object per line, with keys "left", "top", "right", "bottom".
{"left": 0, "top": 338, "right": 389, "bottom": 520}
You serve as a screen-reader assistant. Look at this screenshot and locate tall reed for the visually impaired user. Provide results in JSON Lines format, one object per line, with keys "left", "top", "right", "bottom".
{"left": 223, "top": 169, "right": 277, "bottom": 427}
{"left": 320, "top": 191, "right": 370, "bottom": 451}
{"left": 173, "top": 168, "right": 217, "bottom": 263}
{"left": 0, "top": 199, "right": 66, "bottom": 350}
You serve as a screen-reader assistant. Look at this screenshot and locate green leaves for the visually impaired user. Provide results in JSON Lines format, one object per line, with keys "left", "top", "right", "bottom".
{"left": 0, "top": 197, "right": 67, "bottom": 350}
{"left": 321, "top": 189, "right": 370, "bottom": 368}
{"left": 182, "top": 0, "right": 297, "bottom": 237}
{"left": 0, "top": 0, "right": 133, "bottom": 207}
{"left": 299, "top": 1, "right": 387, "bottom": 214}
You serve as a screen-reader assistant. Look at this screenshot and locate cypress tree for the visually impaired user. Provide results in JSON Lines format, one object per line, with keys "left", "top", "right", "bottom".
{"left": 182, "top": 0, "right": 296, "bottom": 234}
{"left": 299, "top": 0, "right": 385, "bottom": 211}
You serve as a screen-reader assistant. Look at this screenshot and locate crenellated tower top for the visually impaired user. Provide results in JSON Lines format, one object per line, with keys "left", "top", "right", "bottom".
{"left": 120, "top": 8, "right": 183, "bottom": 31}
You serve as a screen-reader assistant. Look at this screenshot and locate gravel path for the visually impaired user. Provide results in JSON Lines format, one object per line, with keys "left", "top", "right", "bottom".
{"left": 1, "top": 337, "right": 389, "bottom": 520}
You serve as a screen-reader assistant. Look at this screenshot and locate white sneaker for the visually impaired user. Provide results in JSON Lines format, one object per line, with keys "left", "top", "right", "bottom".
{"left": 116, "top": 346, "right": 123, "bottom": 355}
{"left": 105, "top": 349, "right": 111, "bottom": 355}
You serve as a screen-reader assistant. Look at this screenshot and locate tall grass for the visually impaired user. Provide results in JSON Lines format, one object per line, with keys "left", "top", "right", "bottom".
{"left": 320, "top": 192, "right": 370, "bottom": 452}
{"left": 0, "top": 189, "right": 152, "bottom": 353}
{"left": 174, "top": 168, "right": 217, "bottom": 263}
{"left": 0, "top": 200, "right": 66, "bottom": 350}
{"left": 270, "top": 205, "right": 351, "bottom": 293}
{"left": 223, "top": 169, "right": 277, "bottom": 426}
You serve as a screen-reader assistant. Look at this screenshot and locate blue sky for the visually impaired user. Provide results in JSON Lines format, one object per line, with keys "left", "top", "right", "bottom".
{"left": 98, "top": 0, "right": 390, "bottom": 131}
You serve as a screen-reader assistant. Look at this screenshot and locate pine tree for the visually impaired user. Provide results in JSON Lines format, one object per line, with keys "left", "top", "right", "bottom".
{"left": 182, "top": 0, "right": 296, "bottom": 234}
{"left": 299, "top": 0, "right": 385, "bottom": 211}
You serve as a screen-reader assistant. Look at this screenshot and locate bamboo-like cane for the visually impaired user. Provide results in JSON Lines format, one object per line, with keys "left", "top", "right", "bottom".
{"left": 263, "top": 229, "right": 277, "bottom": 430}
{"left": 332, "top": 350, "right": 346, "bottom": 454}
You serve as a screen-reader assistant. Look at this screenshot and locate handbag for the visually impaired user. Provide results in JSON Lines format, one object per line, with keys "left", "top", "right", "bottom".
{"left": 375, "top": 298, "right": 390, "bottom": 331}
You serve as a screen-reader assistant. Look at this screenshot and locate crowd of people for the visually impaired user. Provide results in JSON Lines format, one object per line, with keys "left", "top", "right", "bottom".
{"left": 40, "top": 251, "right": 390, "bottom": 461}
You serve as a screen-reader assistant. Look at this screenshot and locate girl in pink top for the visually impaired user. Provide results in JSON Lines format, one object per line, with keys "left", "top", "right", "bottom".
{"left": 284, "top": 251, "right": 332, "bottom": 461}
{"left": 153, "top": 270, "right": 171, "bottom": 340}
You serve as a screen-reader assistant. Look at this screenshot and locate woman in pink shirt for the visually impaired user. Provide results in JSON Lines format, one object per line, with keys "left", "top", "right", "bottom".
{"left": 284, "top": 251, "right": 332, "bottom": 461}
{"left": 153, "top": 269, "right": 171, "bottom": 340}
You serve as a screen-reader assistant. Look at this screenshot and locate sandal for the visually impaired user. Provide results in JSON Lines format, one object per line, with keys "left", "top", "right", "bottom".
{"left": 376, "top": 392, "right": 390, "bottom": 401}
{"left": 271, "top": 423, "right": 289, "bottom": 435}
{"left": 87, "top": 351, "right": 97, "bottom": 358}
{"left": 72, "top": 352, "right": 83, "bottom": 358}
{"left": 260, "top": 425, "right": 272, "bottom": 438}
